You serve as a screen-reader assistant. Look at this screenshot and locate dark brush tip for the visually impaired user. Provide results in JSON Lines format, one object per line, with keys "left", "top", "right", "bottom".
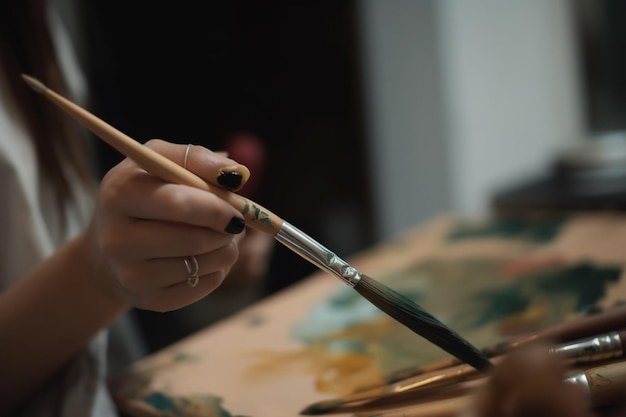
{"left": 299, "top": 399, "right": 345, "bottom": 415}
{"left": 355, "top": 275, "right": 493, "bottom": 372}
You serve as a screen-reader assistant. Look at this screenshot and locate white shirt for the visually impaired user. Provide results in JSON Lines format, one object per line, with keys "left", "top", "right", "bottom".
{"left": 0, "top": 7, "right": 119, "bottom": 417}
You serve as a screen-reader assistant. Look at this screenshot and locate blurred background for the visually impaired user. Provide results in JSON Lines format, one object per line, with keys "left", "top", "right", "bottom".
{"left": 53, "top": 0, "right": 626, "bottom": 352}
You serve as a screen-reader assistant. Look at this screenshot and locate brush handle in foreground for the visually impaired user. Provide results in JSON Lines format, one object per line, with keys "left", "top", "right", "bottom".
{"left": 566, "top": 360, "right": 626, "bottom": 408}
{"left": 307, "top": 361, "right": 626, "bottom": 415}
{"left": 39, "top": 87, "right": 283, "bottom": 236}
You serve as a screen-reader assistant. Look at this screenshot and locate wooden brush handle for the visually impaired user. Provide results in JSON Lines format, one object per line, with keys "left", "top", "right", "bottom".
{"left": 584, "top": 361, "right": 626, "bottom": 407}
{"left": 38, "top": 82, "right": 283, "bottom": 236}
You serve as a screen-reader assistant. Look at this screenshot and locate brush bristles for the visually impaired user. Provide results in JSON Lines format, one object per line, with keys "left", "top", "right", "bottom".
{"left": 300, "top": 399, "right": 345, "bottom": 415}
{"left": 355, "top": 275, "right": 493, "bottom": 372}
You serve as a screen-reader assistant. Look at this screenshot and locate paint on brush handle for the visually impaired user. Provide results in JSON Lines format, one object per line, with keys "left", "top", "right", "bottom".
{"left": 564, "top": 361, "right": 626, "bottom": 407}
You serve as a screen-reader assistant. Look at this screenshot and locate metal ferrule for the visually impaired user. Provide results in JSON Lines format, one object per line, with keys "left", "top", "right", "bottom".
{"left": 564, "top": 372, "right": 591, "bottom": 397}
{"left": 275, "top": 221, "right": 362, "bottom": 287}
{"left": 551, "top": 331, "right": 623, "bottom": 363}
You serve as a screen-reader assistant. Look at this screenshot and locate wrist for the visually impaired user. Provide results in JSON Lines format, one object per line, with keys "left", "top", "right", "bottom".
{"left": 74, "top": 227, "right": 131, "bottom": 315}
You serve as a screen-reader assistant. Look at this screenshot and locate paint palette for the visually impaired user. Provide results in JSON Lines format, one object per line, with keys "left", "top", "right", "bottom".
{"left": 109, "top": 213, "right": 626, "bottom": 417}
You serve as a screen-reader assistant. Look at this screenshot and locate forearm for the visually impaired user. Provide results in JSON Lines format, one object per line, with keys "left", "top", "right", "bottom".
{"left": 0, "top": 229, "right": 130, "bottom": 415}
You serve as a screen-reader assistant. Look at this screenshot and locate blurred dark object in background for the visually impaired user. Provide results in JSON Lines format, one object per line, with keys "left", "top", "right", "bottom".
{"left": 79, "top": 1, "right": 375, "bottom": 352}
{"left": 494, "top": 131, "right": 626, "bottom": 214}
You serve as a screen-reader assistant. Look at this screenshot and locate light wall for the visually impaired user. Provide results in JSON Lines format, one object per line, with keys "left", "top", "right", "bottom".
{"left": 359, "top": 0, "right": 586, "bottom": 241}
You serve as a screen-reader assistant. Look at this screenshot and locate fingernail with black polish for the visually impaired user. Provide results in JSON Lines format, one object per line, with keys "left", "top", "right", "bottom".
{"left": 217, "top": 170, "right": 243, "bottom": 190}
{"left": 225, "top": 217, "right": 245, "bottom": 234}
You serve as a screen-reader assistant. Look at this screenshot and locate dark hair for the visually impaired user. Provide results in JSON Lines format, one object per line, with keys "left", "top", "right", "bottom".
{"left": 0, "top": 0, "right": 93, "bottom": 208}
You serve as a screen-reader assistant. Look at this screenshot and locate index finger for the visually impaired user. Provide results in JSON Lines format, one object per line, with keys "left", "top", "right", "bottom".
{"left": 147, "top": 139, "right": 251, "bottom": 192}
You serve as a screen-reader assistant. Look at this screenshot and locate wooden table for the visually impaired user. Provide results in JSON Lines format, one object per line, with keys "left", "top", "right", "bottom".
{"left": 110, "top": 213, "right": 626, "bottom": 417}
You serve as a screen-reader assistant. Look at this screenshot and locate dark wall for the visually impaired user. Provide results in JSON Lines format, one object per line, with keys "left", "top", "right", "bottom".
{"left": 80, "top": 0, "right": 375, "bottom": 350}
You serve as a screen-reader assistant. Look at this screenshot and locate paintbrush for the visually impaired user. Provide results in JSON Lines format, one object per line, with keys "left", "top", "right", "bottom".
{"left": 300, "top": 360, "right": 496, "bottom": 415}
{"left": 332, "top": 361, "right": 626, "bottom": 417}
{"left": 302, "top": 358, "right": 626, "bottom": 415}
{"left": 376, "top": 303, "right": 626, "bottom": 386}
{"left": 355, "top": 305, "right": 626, "bottom": 402}
{"left": 21, "top": 74, "right": 493, "bottom": 372}
{"left": 300, "top": 328, "right": 626, "bottom": 415}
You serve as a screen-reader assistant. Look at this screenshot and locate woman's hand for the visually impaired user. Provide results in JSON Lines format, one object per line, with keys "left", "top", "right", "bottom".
{"left": 88, "top": 140, "right": 255, "bottom": 312}
{"left": 0, "top": 140, "right": 273, "bottom": 414}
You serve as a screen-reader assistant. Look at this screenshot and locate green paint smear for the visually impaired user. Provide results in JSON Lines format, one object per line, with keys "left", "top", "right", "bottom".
{"left": 291, "top": 285, "right": 384, "bottom": 343}
{"left": 144, "top": 392, "right": 178, "bottom": 413}
{"left": 143, "top": 391, "right": 249, "bottom": 417}
{"left": 246, "top": 314, "right": 266, "bottom": 327}
{"left": 471, "top": 262, "right": 620, "bottom": 326}
{"left": 172, "top": 352, "right": 198, "bottom": 363}
{"left": 536, "top": 263, "right": 621, "bottom": 311}
{"left": 291, "top": 258, "right": 623, "bottom": 377}
{"left": 470, "top": 285, "right": 531, "bottom": 325}
{"left": 448, "top": 216, "right": 567, "bottom": 243}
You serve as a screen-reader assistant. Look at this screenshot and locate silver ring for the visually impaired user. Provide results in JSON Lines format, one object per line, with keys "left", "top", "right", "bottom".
{"left": 184, "top": 256, "right": 199, "bottom": 288}
{"left": 183, "top": 144, "right": 193, "bottom": 170}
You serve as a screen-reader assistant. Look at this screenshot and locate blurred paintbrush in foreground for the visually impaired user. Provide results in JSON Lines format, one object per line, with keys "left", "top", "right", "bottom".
{"left": 300, "top": 359, "right": 626, "bottom": 416}
{"left": 300, "top": 326, "right": 626, "bottom": 414}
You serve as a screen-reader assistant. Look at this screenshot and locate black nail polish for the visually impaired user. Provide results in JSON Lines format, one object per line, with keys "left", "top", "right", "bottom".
{"left": 218, "top": 171, "right": 243, "bottom": 190}
{"left": 225, "top": 217, "right": 245, "bottom": 234}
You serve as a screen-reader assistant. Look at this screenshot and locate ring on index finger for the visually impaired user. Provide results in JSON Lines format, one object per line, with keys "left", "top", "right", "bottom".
{"left": 183, "top": 144, "right": 193, "bottom": 170}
